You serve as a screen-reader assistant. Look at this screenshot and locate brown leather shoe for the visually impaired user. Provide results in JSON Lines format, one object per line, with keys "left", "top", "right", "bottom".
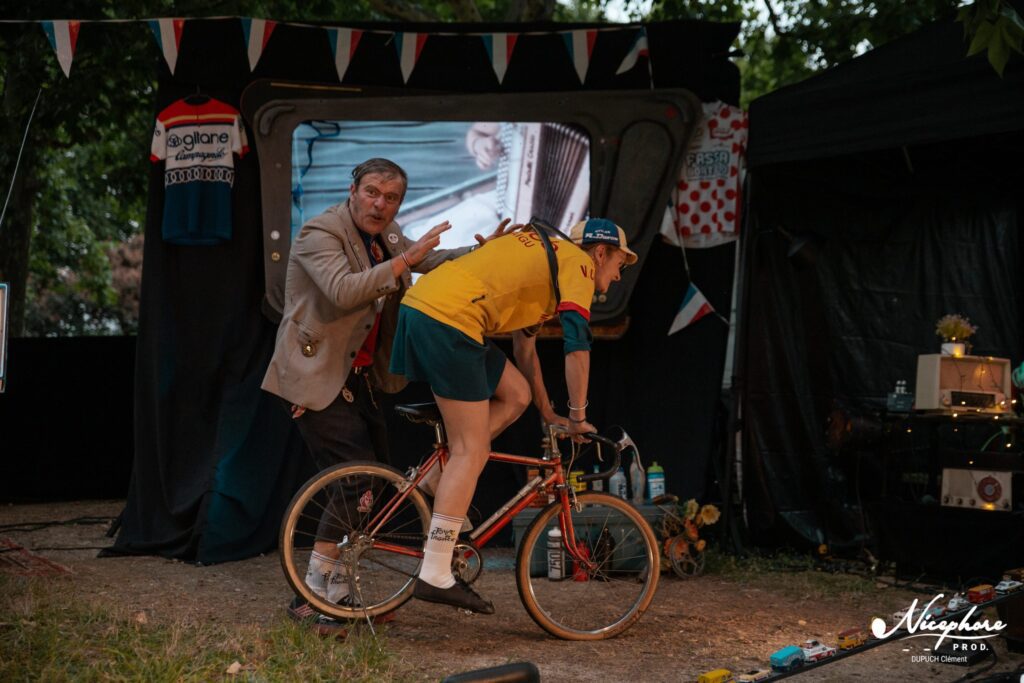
{"left": 413, "top": 578, "right": 495, "bottom": 614}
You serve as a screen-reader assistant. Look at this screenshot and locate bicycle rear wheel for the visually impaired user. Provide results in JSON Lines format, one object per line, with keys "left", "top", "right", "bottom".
{"left": 279, "top": 461, "right": 431, "bottom": 620}
{"left": 515, "top": 492, "right": 660, "bottom": 640}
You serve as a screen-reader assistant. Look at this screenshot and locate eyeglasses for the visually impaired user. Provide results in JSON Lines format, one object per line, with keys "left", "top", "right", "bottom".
{"left": 361, "top": 184, "right": 402, "bottom": 205}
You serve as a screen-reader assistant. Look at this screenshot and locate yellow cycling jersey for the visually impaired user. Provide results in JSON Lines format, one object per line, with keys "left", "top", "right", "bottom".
{"left": 401, "top": 229, "right": 596, "bottom": 343}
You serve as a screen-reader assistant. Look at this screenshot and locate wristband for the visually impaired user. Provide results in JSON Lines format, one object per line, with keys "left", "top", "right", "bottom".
{"left": 568, "top": 416, "right": 587, "bottom": 424}
{"left": 401, "top": 252, "right": 412, "bottom": 271}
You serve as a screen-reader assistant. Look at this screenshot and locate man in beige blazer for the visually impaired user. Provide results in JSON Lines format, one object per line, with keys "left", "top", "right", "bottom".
{"left": 262, "top": 158, "right": 507, "bottom": 633}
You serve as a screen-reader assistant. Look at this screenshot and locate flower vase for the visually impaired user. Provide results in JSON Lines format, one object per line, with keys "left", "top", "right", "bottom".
{"left": 941, "top": 342, "right": 966, "bottom": 358}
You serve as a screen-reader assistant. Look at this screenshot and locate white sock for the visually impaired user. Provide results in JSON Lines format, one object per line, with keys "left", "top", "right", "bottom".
{"left": 418, "top": 512, "right": 462, "bottom": 588}
{"left": 305, "top": 551, "right": 339, "bottom": 599}
{"left": 326, "top": 562, "right": 350, "bottom": 603}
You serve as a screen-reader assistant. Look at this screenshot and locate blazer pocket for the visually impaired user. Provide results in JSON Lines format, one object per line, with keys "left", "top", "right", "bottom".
{"left": 292, "top": 320, "right": 323, "bottom": 358}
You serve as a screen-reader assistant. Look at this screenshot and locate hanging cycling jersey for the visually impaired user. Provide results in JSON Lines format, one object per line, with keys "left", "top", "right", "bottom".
{"left": 150, "top": 96, "right": 249, "bottom": 245}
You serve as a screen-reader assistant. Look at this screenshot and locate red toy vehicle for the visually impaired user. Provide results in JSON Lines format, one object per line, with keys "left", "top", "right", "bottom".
{"left": 968, "top": 584, "right": 995, "bottom": 604}
{"left": 800, "top": 639, "right": 837, "bottom": 662}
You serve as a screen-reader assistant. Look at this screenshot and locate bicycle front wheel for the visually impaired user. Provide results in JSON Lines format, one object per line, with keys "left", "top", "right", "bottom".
{"left": 515, "top": 492, "right": 660, "bottom": 640}
{"left": 279, "top": 461, "right": 431, "bottom": 620}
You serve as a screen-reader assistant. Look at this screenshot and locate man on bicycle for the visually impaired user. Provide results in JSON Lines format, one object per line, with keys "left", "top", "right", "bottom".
{"left": 390, "top": 217, "right": 637, "bottom": 614}
{"left": 262, "top": 158, "right": 508, "bottom": 633}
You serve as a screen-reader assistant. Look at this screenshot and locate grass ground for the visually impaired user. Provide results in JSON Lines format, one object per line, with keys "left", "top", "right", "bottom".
{"left": 0, "top": 575, "right": 396, "bottom": 682}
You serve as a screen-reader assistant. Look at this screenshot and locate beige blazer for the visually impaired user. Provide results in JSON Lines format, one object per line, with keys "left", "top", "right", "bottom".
{"left": 261, "top": 201, "right": 469, "bottom": 410}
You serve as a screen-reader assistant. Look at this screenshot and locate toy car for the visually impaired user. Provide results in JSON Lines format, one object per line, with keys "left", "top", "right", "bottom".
{"left": 800, "top": 639, "right": 837, "bottom": 661}
{"left": 696, "top": 669, "right": 734, "bottom": 683}
{"left": 1003, "top": 567, "right": 1024, "bottom": 582}
{"left": 891, "top": 607, "right": 911, "bottom": 624}
{"left": 770, "top": 645, "right": 806, "bottom": 672}
{"left": 838, "top": 627, "right": 867, "bottom": 650}
{"left": 736, "top": 670, "right": 771, "bottom": 682}
{"left": 995, "top": 579, "right": 1023, "bottom": 594}
{"left": 923, "top": 604, "right": 946, "bottom": 620}
{"left": 968, "top": 584, "right": 995, "bottom": 603}
{"left": 947, "top": 594, "right": 970, "bottom": 612}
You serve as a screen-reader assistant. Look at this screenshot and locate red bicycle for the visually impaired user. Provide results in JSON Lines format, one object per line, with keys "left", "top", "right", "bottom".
{"left": 279, "top": 402, "right": 660, "bottom": 640}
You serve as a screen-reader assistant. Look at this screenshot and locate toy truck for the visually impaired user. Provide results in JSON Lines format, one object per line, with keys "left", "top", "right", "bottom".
{"left": 838, "top": 627, "right": 867, "bottom": 650}
{"left": 968, "top": 584, "right": 995, "bottom": 604}
{"left": 770, "top": 645, "right": 806, "bottom": 671}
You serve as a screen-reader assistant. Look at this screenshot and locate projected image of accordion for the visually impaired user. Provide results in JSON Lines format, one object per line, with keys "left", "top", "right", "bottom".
{"left": 497, "top": 122, "right": 590, "bottom": 233}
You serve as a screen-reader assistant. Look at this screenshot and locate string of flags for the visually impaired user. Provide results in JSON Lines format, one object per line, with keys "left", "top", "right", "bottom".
{"left": 21, "top": 16, "right": 653, "bottom": 85}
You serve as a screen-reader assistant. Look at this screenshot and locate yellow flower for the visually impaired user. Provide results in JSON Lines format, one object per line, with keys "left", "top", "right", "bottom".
{"left": 682, "top": 498, "right": 699, "bottom": 520}
{"left": 935, "top": 314, "right": 976, "bottom": 342}
{"left": 699, "top": 504, "right": 720, "bottom": 526}
{"left": 696, "top": 539, "right": 706, "bottom": 553}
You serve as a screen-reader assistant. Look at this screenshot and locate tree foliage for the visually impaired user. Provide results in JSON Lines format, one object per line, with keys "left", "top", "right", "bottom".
{"left": 1, "top": 0, "right": 1017, "bottom": 336}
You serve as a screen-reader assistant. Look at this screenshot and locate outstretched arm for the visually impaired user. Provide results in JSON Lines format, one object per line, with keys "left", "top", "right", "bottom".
{"left": 512, "top": 330, "right": 566, "bottom": 428}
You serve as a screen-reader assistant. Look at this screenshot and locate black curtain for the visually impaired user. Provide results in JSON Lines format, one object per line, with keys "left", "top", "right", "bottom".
{"left": 742, "top": 135, "right": 1023, "bottom": 551}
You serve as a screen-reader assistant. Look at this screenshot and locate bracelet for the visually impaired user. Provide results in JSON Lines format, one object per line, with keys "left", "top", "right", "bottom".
{"left": 568, "top": 416, "right": 587, "bottom": 424}
{"left": 567, "top": 399, "right": 589, "bottom": 412}
{"left": 401, "top": 252, "right": 413, "bottom": 271}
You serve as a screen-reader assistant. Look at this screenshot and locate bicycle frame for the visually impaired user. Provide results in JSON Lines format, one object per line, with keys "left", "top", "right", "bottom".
{"left": 362, "top": 422, "right": 598, "bottom": 571}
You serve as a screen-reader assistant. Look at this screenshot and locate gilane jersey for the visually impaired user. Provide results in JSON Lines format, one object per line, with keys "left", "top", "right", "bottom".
{"left": 402, "top": 230, "right": 595, "bottom": 343}
{"left": 150, "top": 97, "right": 249, "bottom": 245}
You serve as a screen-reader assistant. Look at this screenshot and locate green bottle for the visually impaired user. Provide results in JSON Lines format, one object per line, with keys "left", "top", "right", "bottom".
{"left": 646, "top": 461, "right": 665, "bottom": 500}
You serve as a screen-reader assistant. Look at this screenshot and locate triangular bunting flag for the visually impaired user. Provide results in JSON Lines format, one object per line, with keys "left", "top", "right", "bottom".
{"left": 562, "top": 29, "right": 597, "bottom": 83}
{"left": 41, "top": 20, "right": 80, "bottom": 78}
{"left": 328, "top": 27, "right": 362, "bottom": 82}
{"left": 393, "top": 32, "right": 427, "bottom": 83}
{"left": 149, "top": 18, "right": 185, "bottom": 75}
{"left": 241, "top": 18, "right": 276, "bottom": 71}
{"left": 668, "top": 283, "right": 714, "bottom": 335}
{"left": 616, "top": 28, "right": 649, "bottom": 75}
{"left": 482, "top": 33, "right": 518, "bottom": 84}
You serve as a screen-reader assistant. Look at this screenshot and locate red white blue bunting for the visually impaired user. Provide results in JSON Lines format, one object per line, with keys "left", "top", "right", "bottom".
{"left": 668, "top": 283, "right": 715, "bottom": 335}
{"left": 482, "top": 33, "right": 518, "bottom": 84}
{"left": 562, "top": 29, "right": 597, "bottom": 83}
{"left": 393, "top": 32, "right": 427, "bottom": 83}
{"left": 241, "top": 18, "right": 276, "bottom": 71}
{"left": 616, "top": 28, "right": 649, "bottom": 75}
{"left": 149, "top": 18, "right": 184, "bottom": 75}
{"left": 19, "top": 17, "right": 667, "bottom": 87}
{"left": 41, "top": 20, "right": 80, "bottom": 78}
{"left": 327, "top": 27, "right": 363, "bottom": 82}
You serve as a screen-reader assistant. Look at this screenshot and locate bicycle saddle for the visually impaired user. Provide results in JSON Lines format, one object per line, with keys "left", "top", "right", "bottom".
{"left": 394, "top": 402, "right": 442, "bottom": 424}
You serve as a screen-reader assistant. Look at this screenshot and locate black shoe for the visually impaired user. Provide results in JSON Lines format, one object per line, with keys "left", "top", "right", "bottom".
{"left": 287, "top": 596, "right": 349, "bottom": 638}
{"left": 413, "top": 578, "right": 495, "bottom": 615}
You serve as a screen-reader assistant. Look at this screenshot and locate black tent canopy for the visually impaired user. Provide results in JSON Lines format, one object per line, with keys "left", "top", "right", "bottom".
{"left": 739, "top": 11, "right": 1024, "bottom": 576}
{"left": 748, "top": 13, "right": 1024, "bottom": 167}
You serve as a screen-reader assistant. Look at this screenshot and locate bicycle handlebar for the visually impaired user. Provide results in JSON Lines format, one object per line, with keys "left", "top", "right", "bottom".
{"left": 576, "top": 432, "right": 622, "bottom": 484}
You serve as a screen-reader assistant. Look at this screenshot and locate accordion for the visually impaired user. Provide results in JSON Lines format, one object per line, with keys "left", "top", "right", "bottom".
{"left": 497, "top": 122, "right": 590, "bottom": 233}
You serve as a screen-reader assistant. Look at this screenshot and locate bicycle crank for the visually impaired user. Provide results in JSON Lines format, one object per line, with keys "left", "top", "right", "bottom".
{"left": 451, "top": 543, "right": 483, "bottom": 584}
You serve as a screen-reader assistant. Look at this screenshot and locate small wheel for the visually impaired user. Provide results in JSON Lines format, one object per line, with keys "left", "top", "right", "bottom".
{"left": 666, "top": 537, "right": 705, "bottom": 578}
{"left": 451, "top": 543, "right": 483, "bottom": 584}
{"left": 514, "top": 492, "right": 660, "bottom": 640}
{"left": 279, "top": 461, "right": 431, "bottom": 621}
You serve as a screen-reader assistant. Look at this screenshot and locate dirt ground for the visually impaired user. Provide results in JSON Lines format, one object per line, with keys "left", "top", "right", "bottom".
{"left": 3, "top": 500, "right": 1024, "bottom": 682}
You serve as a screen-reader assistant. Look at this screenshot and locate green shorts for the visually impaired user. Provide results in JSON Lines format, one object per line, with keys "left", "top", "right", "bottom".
{"left": 389, "top": 305, "right": 507, "bottom": 401}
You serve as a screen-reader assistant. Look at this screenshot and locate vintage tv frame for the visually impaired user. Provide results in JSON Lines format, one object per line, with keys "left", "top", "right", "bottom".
{"left": 240, "top": 81, "right": 700, "bottom": 326}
